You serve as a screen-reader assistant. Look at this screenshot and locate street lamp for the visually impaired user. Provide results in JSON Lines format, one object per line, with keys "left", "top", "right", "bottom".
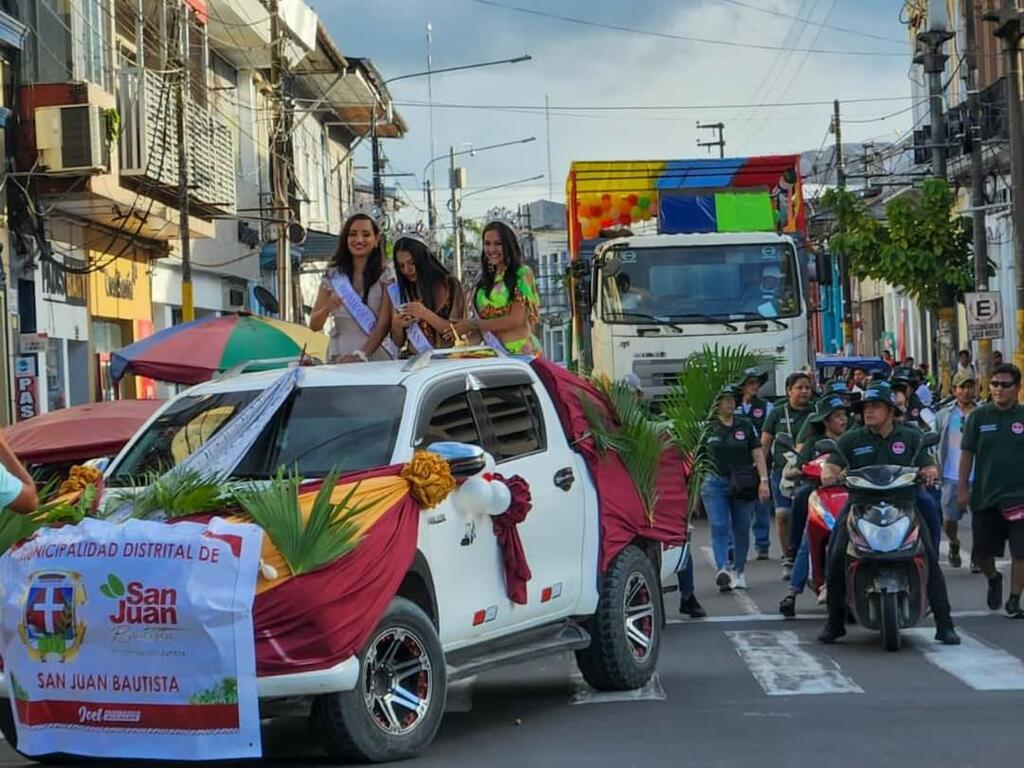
{"left": 371, "top": 54, "right": 532, "bottom": 207}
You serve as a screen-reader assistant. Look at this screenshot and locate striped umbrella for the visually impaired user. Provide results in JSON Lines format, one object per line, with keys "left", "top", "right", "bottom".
{"left": 110, "top": 314, "right": 328, "bottom": 385}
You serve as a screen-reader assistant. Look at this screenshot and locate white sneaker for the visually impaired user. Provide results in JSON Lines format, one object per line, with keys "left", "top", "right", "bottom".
{"left": 816, "top": 587, "right": 827, "bottom": 605}
{"left": 731, "top": 572, "right": 748, "bottom": 590}
{"left": 716, "top": 569, "right": 733, "bottom": 591}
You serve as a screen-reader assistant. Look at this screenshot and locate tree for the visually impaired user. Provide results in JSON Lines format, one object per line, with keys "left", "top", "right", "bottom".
{"left": 821, "top": 178, "right": 984, "bottom": 393}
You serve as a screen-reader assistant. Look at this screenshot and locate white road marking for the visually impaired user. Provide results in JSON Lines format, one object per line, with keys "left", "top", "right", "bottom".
{"left": 701, "top": 546, "right": 761, "bottom": 615}
{"left": 569, "top": 668, "right": 665, "bottom": 705}
{"left": 726, "top": 630, "right": 864, "bottom": 696}
{"left": 668, "top": 609, "right": 994, "bottom": 626}
{"left": 905, "top": 628, "right": 1024, "bottom": 690}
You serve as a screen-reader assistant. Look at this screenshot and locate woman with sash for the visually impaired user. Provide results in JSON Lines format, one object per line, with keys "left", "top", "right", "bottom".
{"left": 390, "top": 229, "right": 464, "bottom": 355}
{"left": 309, "top": 208, "right": 397, "bottom": 363}
{"left": 452, "top": 216, "right": 541, "bottom": 356}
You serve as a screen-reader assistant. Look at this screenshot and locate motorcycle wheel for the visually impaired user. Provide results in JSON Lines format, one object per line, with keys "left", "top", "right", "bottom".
{"left": 880, "top": 591, "right": 901, "bottom": 652}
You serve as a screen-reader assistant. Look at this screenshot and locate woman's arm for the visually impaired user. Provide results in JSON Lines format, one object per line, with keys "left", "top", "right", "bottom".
{"left": 454, "top": 301, "right": 527, "bottom": 336}
{"left": 309, "top": 283, "right": 338, "bottom": 332}
{"left": 360, "top": 285, "right": 394, "bottom": 357}
{"left": 752, "top": 447, "right": 771, "bottom": 502}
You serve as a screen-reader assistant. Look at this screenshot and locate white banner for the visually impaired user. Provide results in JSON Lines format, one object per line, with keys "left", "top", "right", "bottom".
{"left": 0, "top": 517, "right": 263, "bottom": 760}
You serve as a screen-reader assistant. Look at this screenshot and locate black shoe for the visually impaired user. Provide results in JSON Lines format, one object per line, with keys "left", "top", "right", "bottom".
{"left": 817, "top": 622, "right": 846, "bottom": 644}
{"left": 934, "top": 622, "right": 961, "bottom": 645}
{"left": 779, "top": 594, "right": 796, "bottom": 618}
{"left": 1006, "top": 595, "right": 1024, "bottom": 619}
{"left": 970, "top": 561, "right": 982, "bottom": 574}
{"left": 679, "top": 594, "right": 707, "bottom": 619}
{"left": 987, "top": 572, "right": 1004, "bottom": 610}
{"left": 948, "top": 541, "right": 962, "bottom": 568}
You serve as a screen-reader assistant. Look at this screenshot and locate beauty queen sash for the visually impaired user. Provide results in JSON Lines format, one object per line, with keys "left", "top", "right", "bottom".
{"left": 329, "top": 271, "right": 399, "bottom": 359}
{"left": 387, "top": 283, "right": 433, "bottom": 355}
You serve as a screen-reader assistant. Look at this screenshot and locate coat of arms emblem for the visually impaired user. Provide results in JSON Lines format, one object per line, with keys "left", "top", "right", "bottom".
{"left": 18, "top": 571, "right": 87, "bottom": 663}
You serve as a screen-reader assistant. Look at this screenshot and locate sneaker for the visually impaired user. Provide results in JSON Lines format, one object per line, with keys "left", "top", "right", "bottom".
{"left": 988, "top": 572, "right": 1004, "bottom": 610}
{"left": 779, "top": 594, "right": 796, "bottom": 618}
{"left": 731, "top": 572, "right": 748, "bottom": 590}
{"left": 1006, "top": 595, "right": 1024, "bottom": 619}
{"left": 816, "top": 587, "right": 828, "bottom": 605}
{"left": 934, "top": 622, "right": 962, "bottom": 645}
{"left": 948, "top": 541, "right": 962, "bottom": 568}
{"left": 755, "top": 547, "right": 770, "bottom": 561}
{"left": 678, "top": 594, "right": 707, "bottom": 619}
{"left": 716, "top": 569, "right": 733, "bottom": 592}
{"left": 782, "top": 558, "right": 794, "bottom": 581}
{"left": 970, "top": 561, "right": 982, "bottom": 574}
{"left": 817, "top": 622, "right": 846, "bottom": 644}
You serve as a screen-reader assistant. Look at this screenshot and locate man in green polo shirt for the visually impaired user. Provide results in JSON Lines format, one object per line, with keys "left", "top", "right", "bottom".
{"left": 958, "top": 363, "right": 1024, "bottom": 618}
{"left": 818, "top": 382, "right": 959, "bottom": 645}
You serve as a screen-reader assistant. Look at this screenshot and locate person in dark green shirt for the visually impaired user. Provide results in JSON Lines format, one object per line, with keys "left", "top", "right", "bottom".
{"left": 701, "top": 385, "right": 771, "bottom": 592}
{"left": 817, "top": 382, "right": 959, "bottom": 645}
{"left": 761, "top": 371, "right": 813, "bottom": 578}
{"left": 737, "top": 367, "right": 773, "bottom": 559}
{"left": 958, "top": 363, "right": 1024, "bottom": 618}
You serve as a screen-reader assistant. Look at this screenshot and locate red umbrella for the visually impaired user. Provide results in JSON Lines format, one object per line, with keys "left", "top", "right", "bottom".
{"left": 3, "top": 400, "right": 165, "bottom": 464}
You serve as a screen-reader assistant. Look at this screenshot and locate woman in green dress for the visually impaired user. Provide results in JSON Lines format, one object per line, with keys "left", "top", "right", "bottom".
{"left": 453, "top": 220, "right": 541, "bottom": 356}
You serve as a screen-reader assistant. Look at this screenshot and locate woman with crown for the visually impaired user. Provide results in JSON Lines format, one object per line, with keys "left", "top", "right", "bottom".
{"left": 452, "top": 211, "right": 542, "bottom": 356}
{"left": 389, "top": 224, "right": 464, "bottom": 353}
{"left": 309, "top": 205, "right": 397, "bottom": 363}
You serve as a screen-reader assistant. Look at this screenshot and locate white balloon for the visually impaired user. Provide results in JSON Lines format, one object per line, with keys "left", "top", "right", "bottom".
{"left": 487, "top": 481, "right": 512, "bottom": 516}
{"left": 455, "top": 476, "right": 491, "bottom": 516}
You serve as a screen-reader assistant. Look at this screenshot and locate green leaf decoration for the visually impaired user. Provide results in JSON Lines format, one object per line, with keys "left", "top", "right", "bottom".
{"left": 0, "top": 509, "right": 46, "bottom": 556}
{"left": 581, "top": 379, "right": 666, "bottom": 525}
{"left": 662, "top": 344, "right": 767, "bottom": 515}
{"left": 234, "top": 467, "right": 374, "bottom": 576}
{"left": 99, "top": 584, "right": 113, "bottom": 599}
{"left": 107, "top": 574, "right": 125, "bottom": 597}
{"left": 122, "top": 469, "right": 238, "bottom": 520}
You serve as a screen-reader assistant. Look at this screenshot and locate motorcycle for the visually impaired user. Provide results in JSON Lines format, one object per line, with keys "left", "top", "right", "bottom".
{"left": 817, "top": 432, "right": 940, "bottom": 652}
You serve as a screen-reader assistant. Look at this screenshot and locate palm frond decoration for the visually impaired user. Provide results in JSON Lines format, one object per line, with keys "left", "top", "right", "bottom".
{"left": 0, "top": 509, "right": 46, "bottom": 556}
{"left": 234, "top": 467, "right": 376, "bottom": 576}
{"left": 662, "top": 344, "right": 765, "bottom": 514}
{"left": 582, "top": 379, "right": 667, "bottom": 525}
{"left": 124, "top": 469, "right": 237, "bottom": 520}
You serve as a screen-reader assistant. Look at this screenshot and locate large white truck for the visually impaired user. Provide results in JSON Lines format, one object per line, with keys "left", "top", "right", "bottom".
{"left": 566, "top": 155, "right": 823, "bottom": 399}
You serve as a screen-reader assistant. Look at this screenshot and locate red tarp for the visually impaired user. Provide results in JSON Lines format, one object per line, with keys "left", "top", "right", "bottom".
{"left": 3, "top": 400, "right": 164, "bottom": 464}
{"left": 530, "top": 359, "right": 688, "bottom": 572}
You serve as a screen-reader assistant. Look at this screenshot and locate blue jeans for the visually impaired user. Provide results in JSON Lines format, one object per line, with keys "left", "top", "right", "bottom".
{"left": 752, "top": 499, "right": 772, "bottom": 552}
{"left": 789, "top": 534, "right": 811, "bottom": 593}
{"left": 702, "top": 474, "right": 753, "bottom": 574}
{"left": 917, "top": 486, "right": 942, "bottom": 555}
{"left": 770, "top": 467, "right": 794, "bottom": 515}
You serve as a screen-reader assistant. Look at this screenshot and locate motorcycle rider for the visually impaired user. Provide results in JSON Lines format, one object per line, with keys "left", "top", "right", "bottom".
{"left": 817, "top": 382, "right": 960, "bottom": 645}
{"left": 891, "top": 366, "right": 932, "bottom": 430}
{"left": 779, "top": 395, "right": 850, "bottom": 618}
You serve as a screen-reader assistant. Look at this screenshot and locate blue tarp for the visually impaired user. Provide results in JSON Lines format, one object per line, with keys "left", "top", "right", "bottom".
{"left": 655, "top": 158, "right": 746, "bottom": 191}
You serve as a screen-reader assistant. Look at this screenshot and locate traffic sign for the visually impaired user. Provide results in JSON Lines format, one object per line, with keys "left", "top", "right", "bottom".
{"left": 965, "top": 291, "right": 1004, "bottom": 341}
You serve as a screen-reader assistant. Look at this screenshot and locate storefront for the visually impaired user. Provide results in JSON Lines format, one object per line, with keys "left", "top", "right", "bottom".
{"left": 88, "top": 248, "right": 155, "bottom": 401}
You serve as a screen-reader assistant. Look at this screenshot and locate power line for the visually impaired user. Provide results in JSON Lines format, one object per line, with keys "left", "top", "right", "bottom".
{"left": 393, "top": 95, "right": 914, "bottom": 113}
{"left": 716, "top": 0, "right": 907, "bottom": 44}
{"left": 472, "top": 0, "right": 909, "bottom": 56}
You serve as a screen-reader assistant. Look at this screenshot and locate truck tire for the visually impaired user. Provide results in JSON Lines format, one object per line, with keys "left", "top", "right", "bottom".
{"left": 311, "top": 597, "right": 446, "bottom": 763}
{"left": 575, "top": 545, "right": 662, "bottom": 691}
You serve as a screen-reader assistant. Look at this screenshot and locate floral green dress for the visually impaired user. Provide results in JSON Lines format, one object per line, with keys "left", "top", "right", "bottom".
{"left": 474, "top": 265, "right": 542, "bottom": 355}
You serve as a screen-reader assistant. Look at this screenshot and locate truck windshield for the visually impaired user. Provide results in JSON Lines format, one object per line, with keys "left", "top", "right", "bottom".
{"left": 107, "top": 385, "right": 406, "bottom": 485}
{"left": 601, "top": 242, "right": 801, "bottom": 323}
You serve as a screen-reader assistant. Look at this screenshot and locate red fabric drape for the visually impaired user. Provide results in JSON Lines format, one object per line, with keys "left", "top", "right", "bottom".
{"left": 489, "top": 474, "right": 532, "bottom": 604}
{"left": 530, "top": 359, "right": 687, "bottom": 572}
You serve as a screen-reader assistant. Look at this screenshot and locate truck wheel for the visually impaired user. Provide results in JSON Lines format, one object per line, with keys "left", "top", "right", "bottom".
{"left": 311, "top": 597, "right": 446, "bottom": 763}
{"left": 576, "top": 545, "right": 662, "bottom": 691}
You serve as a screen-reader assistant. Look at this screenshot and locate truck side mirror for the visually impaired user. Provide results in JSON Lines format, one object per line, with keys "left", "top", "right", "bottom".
{"left": 427, "top": 441, "right": 489, "bottom": 478}
{"left": 815, "top": 252, "right": 833, "bottom": 285}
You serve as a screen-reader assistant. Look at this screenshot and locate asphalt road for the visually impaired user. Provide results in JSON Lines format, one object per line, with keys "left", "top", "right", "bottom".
{"left": 4, "top": 517, "right": 1022, "bottom": 768}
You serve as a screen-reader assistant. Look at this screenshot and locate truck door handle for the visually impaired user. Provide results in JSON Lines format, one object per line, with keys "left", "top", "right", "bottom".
{"left": 554, "top": 467, "right": 575, "bottom": 491}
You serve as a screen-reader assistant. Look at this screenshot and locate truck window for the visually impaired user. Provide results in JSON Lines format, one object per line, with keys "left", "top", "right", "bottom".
{"left": 421, "top": 393, "right": 482, "bottom": 447}
{"left": 480, "top": 385, "right": 546, "bottom": 461}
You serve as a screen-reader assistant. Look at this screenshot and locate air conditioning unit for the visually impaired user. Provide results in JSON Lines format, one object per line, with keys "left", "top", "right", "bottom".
{"left": 223, "top": 279, "right": 248, "bottom": 310}
{"left": 34, "top": 104, "right": 109, "bottom": 172}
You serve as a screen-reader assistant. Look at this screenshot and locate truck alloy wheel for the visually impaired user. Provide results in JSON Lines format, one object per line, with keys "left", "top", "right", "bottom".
{"left": 575, "top": 545, "right": 662, "bottom": 691}
{"left": 312, "top": 597, "right": 446, "bottom": 762}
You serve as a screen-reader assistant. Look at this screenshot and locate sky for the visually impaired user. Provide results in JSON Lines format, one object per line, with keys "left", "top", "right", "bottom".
{"left": 310, "top": 0, "right": 920, "bottom": 226}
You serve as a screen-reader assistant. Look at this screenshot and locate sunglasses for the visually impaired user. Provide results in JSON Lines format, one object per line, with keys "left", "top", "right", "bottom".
{"left": 990, "top": 380, "right": 1018, "bottom": 389}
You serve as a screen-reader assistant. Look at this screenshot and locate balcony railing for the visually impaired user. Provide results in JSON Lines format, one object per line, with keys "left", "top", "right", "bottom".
{"left": 117, "top": 67, "right": 236, "bottom": 215}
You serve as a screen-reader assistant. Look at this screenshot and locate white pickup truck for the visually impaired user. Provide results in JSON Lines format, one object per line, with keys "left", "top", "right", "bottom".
{"left": 0, "top": 354, "right": 683, "bottom": 763}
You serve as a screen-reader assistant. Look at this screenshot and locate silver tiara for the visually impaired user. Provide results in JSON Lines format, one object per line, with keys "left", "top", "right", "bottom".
{"left": 483, "top": 206, "right": 521, "bottom": 238}
{"left": 391, "top": 220, "right": 439, "bottom": 253}
{"left": 342, "top": 201, "right": 385, "bottom": 227}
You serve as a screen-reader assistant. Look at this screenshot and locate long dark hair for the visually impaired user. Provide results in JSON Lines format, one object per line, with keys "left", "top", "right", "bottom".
{"left": 331, "top": 214, "right": 384, "bottom": 302}
{"left": 394, "top": 237, "right": 454, "bottom": 313}
{"left": 475, "top": 221, "right": 524, "bottom": 301}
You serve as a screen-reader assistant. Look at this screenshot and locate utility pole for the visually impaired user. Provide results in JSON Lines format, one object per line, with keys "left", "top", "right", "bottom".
{"left": 425, "top": 179, "right": 436, "bottom": 232}
{"left": 449, "top": 146, "right": 465, "bottom": 279}
{"left": 915, "top": 1, "right": 954, "bottom": 391}
{"left": 371, "top": 109, "right": 384, "bottom": 208}
{"left": 985, "top": 1, "right": 1024, "bottom": 387}
{"left": 175, "top": 3, "right": 194, "bottom": 323}
{"left": 832, "top": 100, "right": 854, "bottom": 354}
{"left": 967, "top": 0, "right": 993, "bottom": 394}
{"left": 269, "top": 0, "right": 291, "bottom": 322}
{"left": 696, "top": 121, "right": 726, "bottom": 158}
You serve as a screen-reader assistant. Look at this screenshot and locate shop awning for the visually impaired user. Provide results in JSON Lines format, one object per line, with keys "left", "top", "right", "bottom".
{"left": 4, "top": 400, "right": 165, "bottom": 465}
